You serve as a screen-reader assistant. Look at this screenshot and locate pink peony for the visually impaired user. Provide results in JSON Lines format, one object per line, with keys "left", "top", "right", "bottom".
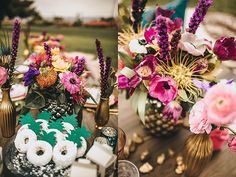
{"left": 189, "top": 100, "right": 212, "bottom": 134}
{"left": 0, "top": 66, "right": 7, "bottom": 86}
{"left": 149, "top": 76, "right": 177, "bottom": 105}
{"left": 210, "top": 128, "right": 229, "bottom": 151}
{"left": 204, "top": 83, "right": 236, "bottom": 126}
{"left": 228, "top": 136, "right": 236, "bottom": 153}
{"left": 60, "top": 72, "right": 81, "bottom": 94}
{"left": 163, "top": 101, "right": 182, "bottom": 121}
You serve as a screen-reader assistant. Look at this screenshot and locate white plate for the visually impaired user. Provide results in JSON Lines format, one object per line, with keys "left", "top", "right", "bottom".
{"left": 0, "top": 84, "right": 28, "bottom": 101}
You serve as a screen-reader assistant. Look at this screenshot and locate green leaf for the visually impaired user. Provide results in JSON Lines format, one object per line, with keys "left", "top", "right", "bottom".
{"left": 38, "top": 130, "right": 56, "bottom": 146}
{"left": 62, "top": 114, "right": 78, "bottom": 127}
{"left": 19, "top": 112, "right": 35, "bottom": 125}
{"left": 37, "top": 111, "right": 52, "bottom": 121}
{"left": 24, "top": 91, "right": 46, "bottom": 109}
{"left": 28, "top": 121, "right": 42, "bottom": 135}
{"left": 48, "top": 119, "right": 64, "bottom": 131}
{"left": 118, "top": 52, "right": 135, "bottom": 68}
{"left": 120, "top": 67, "right": 135, "bottom": 79}
{"left": 178, "top": 89, "right": 193, "bottom": 103}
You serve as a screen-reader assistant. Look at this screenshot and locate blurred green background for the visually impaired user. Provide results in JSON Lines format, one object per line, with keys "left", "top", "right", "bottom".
{"left": 123, "top": 0, "right": 236, "bottom": 16}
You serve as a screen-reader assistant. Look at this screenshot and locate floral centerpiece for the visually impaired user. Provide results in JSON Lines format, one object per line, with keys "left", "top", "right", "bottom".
{"left": 118, "top": 0, "right": 220, "bottom": 136}
{"left": 0, "top": 19, "right": 21, "bottom": 137}
{"left": 23, "top": 42, "right": 93, "bottom": 125}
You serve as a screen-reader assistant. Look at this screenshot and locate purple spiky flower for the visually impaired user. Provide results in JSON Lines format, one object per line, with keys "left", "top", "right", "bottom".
{"left": 170, "top": 29, "right": 181, "bottom": 53}
{"left": 74, "top": 56, "right": 85, "bottom": 76}
{"left": 187, "top": 0, "right": 213, "bottom": 34}
{"left": 156, "top": 15, "right": 170, "bottom": 60}
{"left": 104, "top": 57, "right": 112, "bottom": 95}
{"left": 8, "top": 19, "right": 21, "bottom": 84}
{"left": 131, "top": 0, "right": 147, "bottom": 33}
{"left": 44, "top": 42, "right": 52, "bottom": 65}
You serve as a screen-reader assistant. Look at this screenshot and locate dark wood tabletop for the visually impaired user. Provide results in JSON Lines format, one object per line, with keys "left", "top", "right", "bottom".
{"left": 118, "top": 93, "right": 236, "bottom": 177}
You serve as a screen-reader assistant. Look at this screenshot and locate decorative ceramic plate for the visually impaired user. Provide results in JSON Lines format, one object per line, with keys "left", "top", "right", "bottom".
{"left": 0, "top": 84, "right": 28, "bottom": 102}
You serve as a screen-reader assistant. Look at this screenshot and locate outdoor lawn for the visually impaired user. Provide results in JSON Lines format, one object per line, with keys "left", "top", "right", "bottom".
{"left": 0, "top": 26, "right": 118, "bottom": 67}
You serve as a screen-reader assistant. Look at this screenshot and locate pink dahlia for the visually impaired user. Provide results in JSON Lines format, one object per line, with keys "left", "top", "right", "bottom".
{"left": 0, "top": 66, "right": 7, "bottom": 86}
{"left": 204, "top": 83, "right": 236, "bottom": 126}
{"left": 60, "top": 72, "right": 81, "bottom": 94}
{"left": 189, "top": 100, "right": 212, "bottom": 134}
{"left": 149, "top": 76, "right": 177, "bottom": 105}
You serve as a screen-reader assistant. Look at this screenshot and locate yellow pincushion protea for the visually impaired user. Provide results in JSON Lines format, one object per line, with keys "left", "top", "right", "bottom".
{"left": 156, "top": 51, "right": 214, "bottom": 102}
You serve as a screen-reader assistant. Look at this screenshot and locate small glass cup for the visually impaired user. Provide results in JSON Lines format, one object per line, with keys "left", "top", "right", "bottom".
{"left": 117, "top": 128, "right": 126, "bottom": 159}
{"left": 118, "top": 160, "right": 140, "bottom": 177}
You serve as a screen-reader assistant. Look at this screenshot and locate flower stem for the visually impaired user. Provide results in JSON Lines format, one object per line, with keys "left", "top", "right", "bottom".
{"left": 221, "top": 126, "right": 236, "bottom": 135}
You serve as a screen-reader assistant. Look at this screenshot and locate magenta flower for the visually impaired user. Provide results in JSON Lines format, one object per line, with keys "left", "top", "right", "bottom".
{"left": 144, "top": 27, "right": 156, "bottom": 44}
{"left": 135, "top": 55, "right": 157, "bottom": 80}
{"left": 60, "top": 72, "right": 81, "bottom": 94}
{"left": 163, "top": 101, "right": 182, "bottom": 121}
{"left": 149, "top": 76, "right": 177, "bottom": 105}
{"left": 213, "top": 37, "right": 236, "bottom": 61}
{"left": 228, "top": 136, "right": 236, "bottom": 153}
{"left": 118, "top": 75, "right": 129, "bottom": 89}
{"left": 129, "top": 74, "right": 142, "bottom": 95}
{"left": 156, "top": 6, "right": 175, "bottom": 18}
{"left": 0, "top": 66, "right": 8, "bottom": 86}
{"left": 210, "top": 128, "right": 229, "bottom": 151}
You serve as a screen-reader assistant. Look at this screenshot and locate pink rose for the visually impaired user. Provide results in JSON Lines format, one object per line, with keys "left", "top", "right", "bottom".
{"left": 204, "top": 83, "right": 236, "bottom": 126}
{"left": 149, "top": 76, "right": 177, "bottom": 105}
{"left": 228, "top": 136, "right": 236, "bottom": 153}
{"left": 0, "top": 66, "right": 7, "bottom": 86}
{"left": 210, "top": 128, "right": 229, "bottom": 151}
{"left": 189, "top": 100, "right": 212, "bottom": 134}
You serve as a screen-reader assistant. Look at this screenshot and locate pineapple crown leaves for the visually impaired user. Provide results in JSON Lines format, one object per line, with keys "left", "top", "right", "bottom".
{"left": 62, "top": 114, "right": 78, "bottom": 127}
{"left": 19, "top": 112, "right": 41, "bottom": 135}
{"left": 66, "top": 126, "right": 91, "bottom": 148}
{"left": 38, "top": 130, "right": 56, "bottom": 146}
{"left": 48, "top": 119, "right": 64, "bottom": 132}
{"left": 37, "top": 111, "right": 52, "bottom": 121}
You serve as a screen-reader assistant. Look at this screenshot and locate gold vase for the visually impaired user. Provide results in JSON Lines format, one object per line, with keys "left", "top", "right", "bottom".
{"left": 183, "top": 133, "right": 213, "bottom": 177}
{"left": 95, "top": 97, "right": 109, "bottom": 128}
{"left": 0, "top": 88, "right": 16, "bottom": 138}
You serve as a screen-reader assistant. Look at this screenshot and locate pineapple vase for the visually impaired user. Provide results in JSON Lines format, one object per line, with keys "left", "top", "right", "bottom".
{"left": 136, "top": 98, "right": 181, "bottom": 137}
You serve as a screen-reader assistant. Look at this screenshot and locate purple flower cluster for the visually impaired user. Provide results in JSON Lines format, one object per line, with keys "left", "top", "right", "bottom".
{"left": 23, "top": 67, "right": 40, "bottom": 86}
{"left": 131, "top": 0, "right": 147, "bottom": 33}
{"left": 170, "top": 29, "right": 181, "bottom": 53}
{"left": 156, "top": 15, "right": 170, "bottom": 60}
{"left": 95, "top": 39, "right": 112, "bottom": 98}
{"left": 187, "top": 0, "right": 213, "bottom": 34}
{"left": 74, "top": 56, "right": 85, "bottom": 75}
{"left": 8, "top": 19, "right": 21, "bottom": 82}
{"left": 44, "top": 42, "right": 52, "bottom": 65}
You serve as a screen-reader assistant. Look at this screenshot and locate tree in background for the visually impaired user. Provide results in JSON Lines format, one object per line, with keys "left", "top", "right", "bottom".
{"left": 0, "top": 0, "right": 41, "bottom": 26}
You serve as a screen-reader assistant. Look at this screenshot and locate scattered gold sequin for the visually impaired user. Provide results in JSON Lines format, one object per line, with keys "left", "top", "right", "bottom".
{"left": 140, "top": 150, "right": 150, "bottom": 162}
{"left": 123, "top": 146, "right": 130, "bottom": 159}
{"left": 168, "top": 148, "right": 175, "bottom": 157}
{"left": 157, "top": 153, "right": 165, "bottom": 165}
{"left": 139, "top": 162, "right": 153, "bottom": 174}
{"left": 132, "top": 133, "right": 144, "bottom": 144}
{"left": 127, "top": 140, "right": 136, "bottom": 152}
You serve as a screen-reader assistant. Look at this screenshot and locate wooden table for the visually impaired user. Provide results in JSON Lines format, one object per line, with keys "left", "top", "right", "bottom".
{"left": 118, "top": 93, "right": 236, "bottom": 177}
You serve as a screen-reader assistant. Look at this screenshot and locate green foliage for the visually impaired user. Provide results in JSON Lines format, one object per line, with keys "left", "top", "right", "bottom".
{"left": 118, "top": 52, "right": 134, "bottom": 69}
{"left": 37, "top": 111, "right": 52, "bottom": 121}
{"left": 48, "top": 119, "right": 64, "bottom": 132}
{"left": 62, "top": 114, "right": 78, "bottom": 127}
{"left": 38, "top": 130, "right": 56, "bottom": 146}
{"left": 24, "top": 91, "right": 45, "bottom": 109}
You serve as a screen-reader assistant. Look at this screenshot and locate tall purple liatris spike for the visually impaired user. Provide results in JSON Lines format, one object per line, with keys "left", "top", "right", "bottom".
{"left": 8, "top": 19, "right": 21, "bottom": 83}
{"left": 131, "top": 0, "right": 147, "bottom": 33}
{"left": 170, "top": 29, "right": 181, "bottom": 53}
{"left": 44, "top": 42, "right": 52, "bottom": 65}
{"left": 156, "top": 15, "right": 170, "bottom": 60}
{"left": 187, "top": 0, "right": 213, "bottom": 34}
{"left": 95, "top": 39, "right": 106, "bottom": 97}
{"left": 103, "top": 57, "right": 112, "bottom": 96}
{"left": 74, "top": 56, "right": 85, "bottom": 76}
